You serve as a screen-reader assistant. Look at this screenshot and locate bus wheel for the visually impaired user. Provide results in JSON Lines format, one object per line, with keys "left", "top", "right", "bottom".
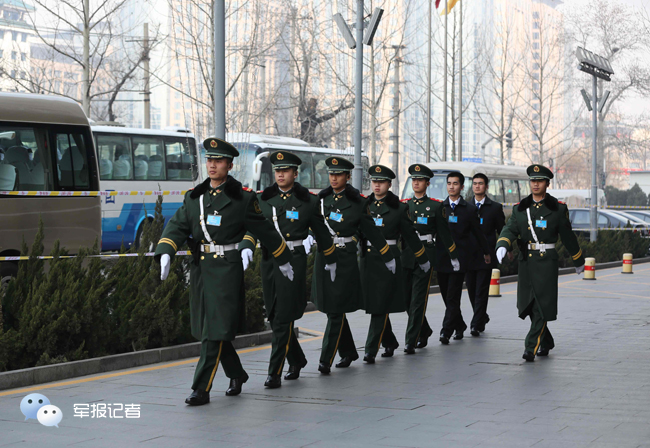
{"left": 0, "top": 262, "right": 18, "bottom": 288}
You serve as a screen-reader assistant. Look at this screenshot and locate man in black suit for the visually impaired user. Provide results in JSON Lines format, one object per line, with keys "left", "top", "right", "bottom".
{"left": 437, "top": 172, "right": 491, "bottom": 344}
{"left": 465, "top": 173, "right": 506, "bottom": 336}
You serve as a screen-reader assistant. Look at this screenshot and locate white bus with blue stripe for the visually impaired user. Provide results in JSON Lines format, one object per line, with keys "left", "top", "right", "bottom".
{"left": 93, "top": 124, "right": 198, "bottom": 251}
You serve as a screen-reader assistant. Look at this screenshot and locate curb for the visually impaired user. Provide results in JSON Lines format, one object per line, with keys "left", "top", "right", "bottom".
{"left": 429, "top": 256, "right": 650, "bottom": 293}
{"left": 0, "top": 328, "right": 299, "bottom": 392}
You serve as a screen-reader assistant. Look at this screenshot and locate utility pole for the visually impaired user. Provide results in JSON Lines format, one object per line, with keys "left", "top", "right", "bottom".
{"left": 143, "top": 23, "right": 151, "bottom": 129}
{"left": 82, "top": 0, "right": 90, "bottom": 116}
{"left": 242, "top": 63, "right": 249, "bottom": 132}
{"left": 391, "top": 45, "right": 404, "bottom": 195}
{"left": 213, "top": 0, "right": 225, "bottom": 138}
{"left": 442, "top": 0, "right": 448, "bottom": 161}
{"left": 426, "top": 0, "right": 432, "bottom": 162}
{"left": 370, "top": 43, "right": 377, "bottom": 165}
{"left": 458, "top": 0, "right": 463, "bottom": 162}
{"left": 352, "top": 0, "right": 364, "bottom": 190}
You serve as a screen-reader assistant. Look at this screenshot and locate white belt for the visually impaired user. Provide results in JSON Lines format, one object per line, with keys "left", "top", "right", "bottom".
{"left": 286, "top": 239, "right": 304, "bottom": 251}
{"left": 333, "top": 236, "right": 354, "bottom": 247}
{"left": 200, "top": 242, "right": 239, "bottom": 255}
{"left": 527, "top": 243, "right": 555, "bottom": 251}
{"left": 367, "top": 239, "right": 397, "bottom": 247}
{"left": 419, "top": 234, "right": 435, "bottom": 243}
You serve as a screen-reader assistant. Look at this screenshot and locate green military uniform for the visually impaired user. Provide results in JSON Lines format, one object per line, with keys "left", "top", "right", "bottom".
{"left": 238, "top": 151, "right": 337, "bottom": 382}
{"left": 401, "top": 164, "right": 459, "bottom": 350}
{"left": 361, "top": 165, "right": 429, "bottom": 360}
{"left": 496, "top": 164, "right": 584, "bottom": 361}
{"left": 311, "top": 157, "right": 394, "bottom": 372}
{"left": 155, "top": 138, "right": 292, "bottom": 396}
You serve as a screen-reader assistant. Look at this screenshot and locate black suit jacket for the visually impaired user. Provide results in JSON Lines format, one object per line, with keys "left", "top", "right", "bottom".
{"left": 436, "top": 196, "right": 490, "bottom": 273}
{"left": 469, "top": 196, "right": 506, "bottom": 270}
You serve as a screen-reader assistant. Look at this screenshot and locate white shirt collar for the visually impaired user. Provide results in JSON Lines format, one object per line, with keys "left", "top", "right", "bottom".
{"left": 449, "top": 198, "right": 460, "bottom": 206}
{"left": 475, "top": 198, "right": 485, "bottom": 206}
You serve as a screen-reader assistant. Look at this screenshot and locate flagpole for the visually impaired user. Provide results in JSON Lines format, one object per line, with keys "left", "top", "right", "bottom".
{"left": 426, "top": 0, "right": 432, "bottom": 162}
{"left": 442, "top": 0, "right": 448, "bottom": 161}
{"left": 458, "top": 0, "right": 462, "bottom": 162}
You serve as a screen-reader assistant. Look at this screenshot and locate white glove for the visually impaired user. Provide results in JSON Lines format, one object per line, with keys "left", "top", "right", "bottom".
{"left": 385, "top": 259, "right": 396, "bottom": 274}
{"left": 325, "top": 262, "right": 337, "bottom": 282}
{"left": 303, "top": 235, "right": 315, "bottom": 254}
{"left": 160, "top": 254, "right": 170, "bottom": 281}
{"left": 496, "top": 247, "right": 507, "bottom": 264}
{"left": 279, "top": 262, "right": 294, "bottom": 281}
{"left": 241, "top": 248, "right": 253, "bottom": 271}
{"left": 419, "top": 260, "right": 431, "bottom": 273}
{"left": 575, "top": 264, "right": 585, "bottom": 275}
{"left": 451, "top": 258, "right": 460, "bottom": 272}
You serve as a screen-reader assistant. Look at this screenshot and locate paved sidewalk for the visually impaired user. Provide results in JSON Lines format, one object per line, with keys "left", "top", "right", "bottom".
{"left": 1, "top": 265, "right": 649, "bottom": 447}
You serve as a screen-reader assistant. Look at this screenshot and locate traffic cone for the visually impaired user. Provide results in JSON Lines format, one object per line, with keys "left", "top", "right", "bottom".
{"left": 622, "top": 253, "right": 634, "bottom": 274}
{"left": 583, "top": 257, "right": 596, "bottom": 280}
{"left": 489, "top": 269, "right": 501, "bottom": 297}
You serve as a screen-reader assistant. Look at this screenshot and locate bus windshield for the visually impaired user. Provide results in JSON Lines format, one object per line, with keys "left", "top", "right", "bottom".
{"left": 0, "top": 123, "right": 95, "bottom": 191}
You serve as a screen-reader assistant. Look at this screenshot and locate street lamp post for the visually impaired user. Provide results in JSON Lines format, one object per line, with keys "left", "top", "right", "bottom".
{"left": 576, "top": 46, "right": 614, "bottom": 242}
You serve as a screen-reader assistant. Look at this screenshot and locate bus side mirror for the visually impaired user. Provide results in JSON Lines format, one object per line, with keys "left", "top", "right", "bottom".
{"left": 253, "top": 159, "right": 263, "bottom": 182}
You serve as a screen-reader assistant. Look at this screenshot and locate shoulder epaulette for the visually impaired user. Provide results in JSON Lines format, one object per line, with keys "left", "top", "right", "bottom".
{"left": 514, "top": 202, "right": 520, "bottom": 206}
{"left": 188, "top": 187, "right": 194, "bottom": 191}
{"left": 430, "top": 198, "right": 442, "bottom": 202}
{"left": 242, "top": 186, "right": 252, "bottom": 192}
{"left": 256, "top": 190, "right": 262, "bottom": 194}
{"left": 558, "top": 200, "right": 566, "bottom": 205}
{"left": 360, "top": 193, "right": 367, "bottom": 198}
{"left": 400, "top": 198, "right": 409, "bottom": 203}
{"left": 309, "top": 191, "right": 317, "bottom": 196}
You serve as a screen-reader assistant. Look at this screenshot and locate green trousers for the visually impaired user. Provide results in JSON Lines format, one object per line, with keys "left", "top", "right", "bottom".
{"left": 365, "top": 314, "right": 399, "bottom": 356}
{"left": 403, "top": 267, "right": 435, "bottom": 346}
{"left": 523, "top": 299, "right": 555, "bottom": 354}
{"left": 319, "top": 313, "right": 357, "bottom": 367}
{"left": 268, "top": 319, "right": 306, "bottom": 375}
{"left": 192, "top": 340, "right": 248, "bottom": 392}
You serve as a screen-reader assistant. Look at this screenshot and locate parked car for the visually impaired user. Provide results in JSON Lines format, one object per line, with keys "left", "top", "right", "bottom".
{"left": 623, "top": 210, "right": 650, "bottom": 224}
{"left": 569, "top": 208, "right": 649, "bottom": 240}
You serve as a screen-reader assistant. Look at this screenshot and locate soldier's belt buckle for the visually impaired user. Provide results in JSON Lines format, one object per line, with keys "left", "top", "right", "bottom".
{"left": 203, "top": 244, "right": 211, "bottom": 253}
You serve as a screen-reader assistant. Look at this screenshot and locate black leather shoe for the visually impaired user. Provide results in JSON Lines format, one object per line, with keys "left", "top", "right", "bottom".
{"left": 363, "top": 353, "right": 376, "bottom": 364}
{"left": 522, "top": 351, "right": 535, "bottom": 362}
{"left": 284, "top": 363, "right": 305, "bottom": 380}
{"left": 453, "top": 331, "right": 464, "bottom": 340}
{"left": 537, "top": 347, "right": 550, "bottom": 357}
{"left": 318, "top": 363, "right": 331, "bottom": 374}
{"left": 185, "top": 389, "right": 210, "bottom": 406}
{"left": 335, "top": 353, "right": 359, "bottom": 368}
{"left": 381, "top": 343, "right": 399, "bottom": 358}
{"left": 404, "top": 344, "right": 416, "bottom": 354}
{"left": 439, "top": 333, "right": 450, "bottom": 345}
{"left": 264, "top": 374, "right": 281, "bottom": 388}
{"left": 416, "top": 338, "right": 428, "bottom": 349}
{"left": 470, "top": 327, "right": 480, "bottom": 337}
{"left": 225, "top": 375, "right": 248, "bottom": 396}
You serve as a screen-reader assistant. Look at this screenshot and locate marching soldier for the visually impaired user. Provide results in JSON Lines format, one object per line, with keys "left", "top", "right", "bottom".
{"left": 437, "top": 172, "right": 491, "bottom": 344}
{"left": 238, "top": 151, "right": 337, "bottom": 388}
{"left": 465, "top": 173, "right": 506, "bottom": 336}
{"left": 311, "top": 157, "right": 396, "bottom": 374}
{"left": 401, "top": 164, "right": 460, "bottom": 353}
{"left": 155, "top": 138, "right": 295, "bottom": 406}
{"left": 496, "top": 164, "right": 584, "bottom": 362}
{"left": 361, "top": 165, "right": 430, "bottom": 363}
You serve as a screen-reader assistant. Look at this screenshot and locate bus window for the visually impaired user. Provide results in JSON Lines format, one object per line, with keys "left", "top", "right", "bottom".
{"left": 0, "top": 125, "right": 48, "bottom": 191}
{"left": 518, "top": 180, "right": 531, "bottom": 199}
{"left": 56, "top": 132, "right": 90, "bottom": 188}
{"left": 133, "top": 136, "right": 164, "bottom": 180}
{"left": 259, "top": 156, "right": 273, "bottom": 190}
{"left": 295, "top": 152, "right": 314, "bottom": 188}
{"left": 96, "top": 134, "right": 132, "bottom": 180}
{"left": 312, "top": 153, "right": 331, "bottom": 190}
{"left": 503, "top": 179, "right": 519, "bottom": 204}
{"left": 488, "top": 179, "right": 504, "bottom": 203}
{"left": 165, "top": 138, "right": 196, "bottom": 181}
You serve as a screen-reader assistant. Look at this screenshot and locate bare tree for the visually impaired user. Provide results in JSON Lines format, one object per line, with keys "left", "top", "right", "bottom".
{"left": 472, "top": 5, "right": 525, "bottom": 164}
{"left": 565, "top": 0, "right": 650, "bottom": 187}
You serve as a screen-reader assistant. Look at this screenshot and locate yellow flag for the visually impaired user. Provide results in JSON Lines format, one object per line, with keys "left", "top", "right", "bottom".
{"left": 441, "top": 0, "right": 460, "bottom": 15}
